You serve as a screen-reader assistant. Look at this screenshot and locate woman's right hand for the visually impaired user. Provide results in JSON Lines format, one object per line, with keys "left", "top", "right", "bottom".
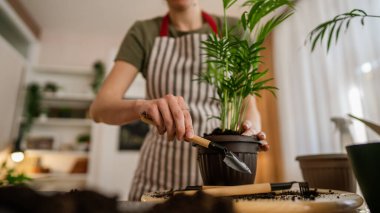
{"left": 138, "top": 94, "right": 194, "bottom": 141}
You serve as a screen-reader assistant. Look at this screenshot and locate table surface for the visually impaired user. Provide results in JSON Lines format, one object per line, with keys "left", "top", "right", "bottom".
{"left": 118, "top": 201, "right": 371, "bottom": 213}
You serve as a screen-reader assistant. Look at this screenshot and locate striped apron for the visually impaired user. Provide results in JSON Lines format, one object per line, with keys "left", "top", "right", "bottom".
{"left": 128, "top": 12, "right": 220, "bottom": 201}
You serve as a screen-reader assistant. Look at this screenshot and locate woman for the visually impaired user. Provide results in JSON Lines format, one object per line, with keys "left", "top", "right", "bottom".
{"left": 90, "top": 0, "right": 268, "bottom": 201}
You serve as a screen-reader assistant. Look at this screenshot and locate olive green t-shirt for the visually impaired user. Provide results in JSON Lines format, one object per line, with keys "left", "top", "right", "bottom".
{"left": 115, "top": 14, "right": 239, "bottom": 78}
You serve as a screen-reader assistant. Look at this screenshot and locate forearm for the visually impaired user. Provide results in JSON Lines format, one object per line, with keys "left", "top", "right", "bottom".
{"left": 90, "top": 97, "right": 144, "bottom": 125}
{"left": 242, "top": 95, "right": 261, "bottom": 130}
{"left": 89, "top": 61, "right": 142, "bottom": 125}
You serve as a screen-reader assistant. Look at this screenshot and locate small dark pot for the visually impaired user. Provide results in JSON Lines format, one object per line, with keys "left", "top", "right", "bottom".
{"left": 296, "top": 154, "right": 356, "bottom": 193}
{"left": 197, "top": 135, "right": 260, "bottom": 185}
{"left": 346, "top": 142, "right": 380, "bottom": 213}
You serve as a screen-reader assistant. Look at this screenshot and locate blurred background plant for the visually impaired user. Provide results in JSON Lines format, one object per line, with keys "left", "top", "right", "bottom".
{"left": 91, "top": 60, "right": 105, "bottom": 94}
{"left": 0, "top": 161, "right": 31, "bottom": 186}
{"left": 77, "top": 133, "right": 90, "bottom": 144}
{"left": 23, "top": 83, "right": 42, "bottom": 133}
{"left": 42, "top": 81, "right": 59, "bottom": 94}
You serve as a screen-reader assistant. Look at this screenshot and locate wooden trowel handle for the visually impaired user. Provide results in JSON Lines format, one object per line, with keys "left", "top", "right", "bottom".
{"left": 179, "top": 183, "right": 271, "bottom": 197}
{"left": 140, "top": 116, "right": 211, "bottom": 148}
{"left": 187, "top": 135, "right": 211, "bottom": 148}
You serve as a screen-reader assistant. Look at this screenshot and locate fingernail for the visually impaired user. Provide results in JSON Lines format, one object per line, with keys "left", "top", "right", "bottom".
{"left": 186, "top": 131, "right": 194, "bottom": 139}
{"left": 243, "top": 121, "right": 251, "bottom": 128}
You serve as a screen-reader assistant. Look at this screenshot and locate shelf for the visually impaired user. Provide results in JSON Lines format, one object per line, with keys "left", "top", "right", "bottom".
{"left": 28, "top": 173, "right": 87, "bottom": 180}
{"left": 34, "top": 65, "right": 93, "bottom": 76}
{"left": 25, "top": 149, "right": 89, "bottom": 157}
{"left": 34, "top": 118, "right": 93, "bottom": 127}
{"left": 42, "top": 92, "right": 94, "bottom": 102}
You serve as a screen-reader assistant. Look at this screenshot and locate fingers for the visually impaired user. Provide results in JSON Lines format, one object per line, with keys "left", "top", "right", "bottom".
{"left": 259, "top": 141, "right": 270, "bottom": 152}
{"left": 165, "top": 95, "right": 185, "bottom": 141}
{"left": 257, "top": 132, "right": 268, "bottom": 151}
{"left": 257, "top": 131, "right": 266, "bottom": 140}
{"left": 142, "top": 95, "right": 192, "bottom": 141}
{"left": 241, "top": 120, "right": 269, "bottom": 151}
{"left": 156, "top": 98, "right": 172, "bottom": 136}
{"left": 177, "top": 96, "right": 194, "bottom": 139}
{"left": 241, "top": 121, "right": 260, "bottom": 136}
{"left": 242, "top": 120, "right": 252, "bottom": 131}
{"left": 144, "top": 102, "right": 165, "bottom": 134}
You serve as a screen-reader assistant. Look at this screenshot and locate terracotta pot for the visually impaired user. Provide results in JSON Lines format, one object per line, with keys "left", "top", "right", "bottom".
{"left": 197, "top": 135, "right": 260, "bottom": 185}
{"left": 296, "top": 154, "right": 356, "bottom": 192}
{"left": 346, "top": 142, "right": 380, "bottom": 213}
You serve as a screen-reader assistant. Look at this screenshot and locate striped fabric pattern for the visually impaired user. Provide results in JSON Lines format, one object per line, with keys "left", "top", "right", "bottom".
{"left": 128, "top": 34, "right": 220, "bottom": 201}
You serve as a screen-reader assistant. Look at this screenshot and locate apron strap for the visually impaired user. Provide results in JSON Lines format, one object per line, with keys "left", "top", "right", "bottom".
{"left": 159, "top": 11, "right": 218, "bottom": 37}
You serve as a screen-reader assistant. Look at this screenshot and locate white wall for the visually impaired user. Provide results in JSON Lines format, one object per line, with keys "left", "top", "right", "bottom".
{"left": 0, "top": 34, "right": 25, "bottom": 150}
{"left": 37, "top": 30, "right": 119, "bottom": 67}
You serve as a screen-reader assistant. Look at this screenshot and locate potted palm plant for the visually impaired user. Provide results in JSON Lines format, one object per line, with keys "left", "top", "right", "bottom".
{"left": 197, "top": 0, "right": 294, "bottom": 185}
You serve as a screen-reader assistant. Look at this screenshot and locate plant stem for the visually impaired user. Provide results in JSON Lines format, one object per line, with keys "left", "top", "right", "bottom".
{"left": 364, "top": 15, "right": 380, "bottom": 18}
{"left": 223, "top": 7, "right": 228, "bottom": 39}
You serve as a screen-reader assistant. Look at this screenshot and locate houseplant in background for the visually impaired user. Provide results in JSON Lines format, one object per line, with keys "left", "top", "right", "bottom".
{"left": 197, "top": 0, "right": 294, "bottom": 185}
{"left": 24, "top": 83, "right": 42, "bottom": 133}
{"left": 306, "top": 9, "right": 380, "bottom": 212}
{"left": 295, "top": 116, "right": 357, "bottom": 193}
{"left": 0, "top": 161, "right": 31, "bottom": 186}
{"left": 12, "top": 83, "right": 42, "bottom": 156}
{"left": 42, "top": 81, "right": 59, "bottom": 97}
{"left": 91, "top": 60, "right": 105, "bottom": 94}
{"left": 76, "top": 133, "right": 91, "bottom": 152}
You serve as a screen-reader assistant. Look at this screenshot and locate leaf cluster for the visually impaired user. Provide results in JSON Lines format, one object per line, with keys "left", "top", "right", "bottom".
{"left": 201, "top": 0, "right": 294, "bottom": 131}
{"left": 24, "top": 83, "right": 42, "bottom": 132}
{"left": 91, "top": 60, "right": 105, "bottom": 94}
{"left": 0, "top": 161, "right": 32, "bottom": 186}
{"left": 307, "top": 9, "right": 380, "bottom": 52}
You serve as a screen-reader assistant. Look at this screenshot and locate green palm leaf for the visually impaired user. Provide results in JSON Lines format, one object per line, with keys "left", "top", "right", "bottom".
{"left": 307, "top": 9, "right": 380, "bottom": 52}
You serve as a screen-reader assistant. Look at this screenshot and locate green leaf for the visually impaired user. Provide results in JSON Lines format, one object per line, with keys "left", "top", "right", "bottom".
{"left": 327, "top": 21, "right": 337, "bottom": 52}
{"left": 223, "top": 0, "right": 238, "bottom": 9}
{"left": 307, "top": 9, "right": 379, "bottom": 52}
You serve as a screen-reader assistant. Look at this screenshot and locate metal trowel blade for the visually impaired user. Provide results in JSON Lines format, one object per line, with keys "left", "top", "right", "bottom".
{"left": 223, "top": 151, "right": 252, "bottom": 174}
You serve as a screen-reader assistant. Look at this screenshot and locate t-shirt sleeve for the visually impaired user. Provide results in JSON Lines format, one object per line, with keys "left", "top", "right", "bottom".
{"left": 115, "top": 21, "right": 145, "bottom": 71}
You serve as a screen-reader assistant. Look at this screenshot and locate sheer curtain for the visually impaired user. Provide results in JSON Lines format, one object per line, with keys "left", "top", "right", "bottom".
{"left": 274, "top": 0, "right": 380, "bottom": 180}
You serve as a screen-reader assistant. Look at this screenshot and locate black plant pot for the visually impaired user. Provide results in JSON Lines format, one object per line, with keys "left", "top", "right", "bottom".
{"left": 197, "top": 135, "right": 260, "bottom": 185}
{"left": 346, "top": 142, "right": 380, "bottom": 213}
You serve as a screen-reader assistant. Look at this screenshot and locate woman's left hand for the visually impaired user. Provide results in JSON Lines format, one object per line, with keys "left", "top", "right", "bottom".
{"left": 241, "top": 120, "right": 269, "bottom": 151}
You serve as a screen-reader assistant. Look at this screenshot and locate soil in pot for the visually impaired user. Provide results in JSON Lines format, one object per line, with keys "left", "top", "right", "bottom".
{"left": 197, "top": 129, "right": 261, "bottom": 186}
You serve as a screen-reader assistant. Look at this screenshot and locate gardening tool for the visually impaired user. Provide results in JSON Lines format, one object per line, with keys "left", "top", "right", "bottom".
{"left": 140, "top": 115, "right": 252, "bottom": 174}
{"left": 178, "top": 181, "right": 311, "bottom": 197}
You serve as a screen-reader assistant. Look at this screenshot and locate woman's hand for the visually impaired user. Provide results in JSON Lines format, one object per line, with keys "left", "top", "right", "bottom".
{"left": 138, "top": 94, "right": 194, "bottom": 141}
{"left": 241, "top": 120, "right": 269, "bottom": 151}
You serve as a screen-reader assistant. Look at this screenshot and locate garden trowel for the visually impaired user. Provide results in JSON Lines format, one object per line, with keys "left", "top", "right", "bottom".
{"left": 140, "top": 115, "right": 251, "bottom": 174}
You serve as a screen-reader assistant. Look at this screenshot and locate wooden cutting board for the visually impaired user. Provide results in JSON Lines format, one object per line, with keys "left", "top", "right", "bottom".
{"left": 141, "top": 189, "right": 363, "bottom": 213}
